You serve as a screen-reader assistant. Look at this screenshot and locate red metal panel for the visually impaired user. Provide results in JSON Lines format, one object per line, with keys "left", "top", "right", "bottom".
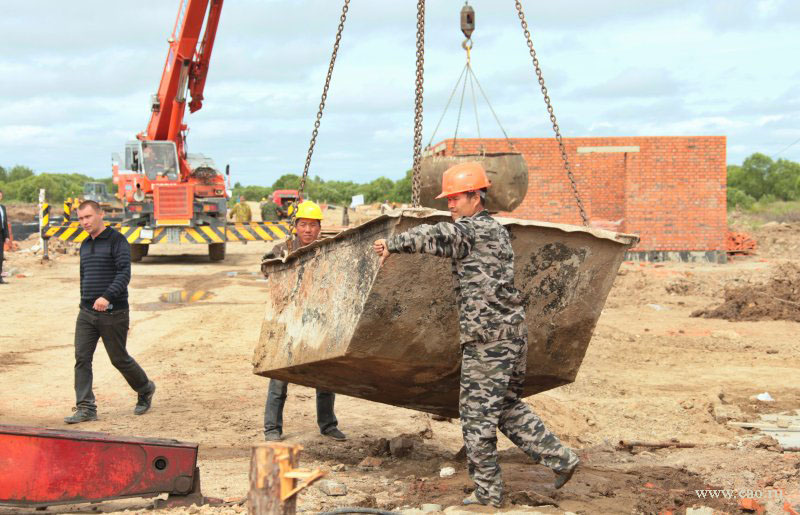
{"left": 154, "top": 184, "right": 193, "bottom": 219}
{"left": 0, "top": 425, "right": 198, "bottom": 507}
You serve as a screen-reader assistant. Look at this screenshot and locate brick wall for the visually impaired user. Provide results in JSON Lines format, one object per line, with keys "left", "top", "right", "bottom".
{"left": 432, "top": 136, "right": 727, "bottom": 252}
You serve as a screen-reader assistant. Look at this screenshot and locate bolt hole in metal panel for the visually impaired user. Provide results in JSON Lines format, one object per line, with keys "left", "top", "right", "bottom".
{"left": 254, "top": 210, "right": 638, "bottom": 418}
{"left": 0, "top": 425, "right": 198, "bottom": 507}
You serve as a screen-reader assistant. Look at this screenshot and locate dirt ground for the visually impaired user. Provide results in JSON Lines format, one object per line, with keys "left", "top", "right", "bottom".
{"left": 1, "top": 222, "right": 799, "bottom": 515}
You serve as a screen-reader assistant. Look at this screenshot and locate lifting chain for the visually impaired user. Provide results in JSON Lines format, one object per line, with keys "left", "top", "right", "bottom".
{"left": 514, "top": 0, "right": 589, "bottom": 226}
{"left": 297, "top": 0, "right": 350, "bottom": 206}
{"left": 411, "top": 0, "right": 425, "bottom": 208}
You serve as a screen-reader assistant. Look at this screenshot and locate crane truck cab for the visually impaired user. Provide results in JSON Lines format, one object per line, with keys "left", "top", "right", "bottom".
{"left": 112, "top": 139, "right": 229, "bottom": 262}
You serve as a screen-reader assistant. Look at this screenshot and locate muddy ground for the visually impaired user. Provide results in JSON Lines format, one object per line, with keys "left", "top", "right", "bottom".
{"left": 0, "top": 223, "right": 798, "bottom": 515}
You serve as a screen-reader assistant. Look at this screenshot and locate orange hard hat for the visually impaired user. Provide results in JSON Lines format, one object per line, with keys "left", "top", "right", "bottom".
{"left": 435, "top": 161, "right": 491, "bottom": 199}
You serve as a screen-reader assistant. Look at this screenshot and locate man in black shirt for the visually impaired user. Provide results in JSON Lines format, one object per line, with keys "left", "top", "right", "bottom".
{"left": 0, "top": 189, "right": 9, "bottom": 284}
{"left": 65, "top": 200, "right": 155, "bottom": 424}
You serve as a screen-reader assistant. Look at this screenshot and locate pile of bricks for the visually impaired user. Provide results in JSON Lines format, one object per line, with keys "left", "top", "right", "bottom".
{"left": 726, "top": 231, "right": 757, "bottom": 255}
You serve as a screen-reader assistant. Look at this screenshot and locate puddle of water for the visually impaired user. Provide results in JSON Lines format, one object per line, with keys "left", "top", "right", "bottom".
{"left": 159, "top": 289, "right": 214, "bottom": 304}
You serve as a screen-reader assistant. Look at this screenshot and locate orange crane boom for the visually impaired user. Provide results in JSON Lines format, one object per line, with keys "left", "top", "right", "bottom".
{"left": 141, "top": 0, "right": 224, "bottom": 181}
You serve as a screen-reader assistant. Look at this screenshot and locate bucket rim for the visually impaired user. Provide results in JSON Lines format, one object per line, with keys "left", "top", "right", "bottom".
{"left": 262, "top": 208, "right": 639, "bottom": 272}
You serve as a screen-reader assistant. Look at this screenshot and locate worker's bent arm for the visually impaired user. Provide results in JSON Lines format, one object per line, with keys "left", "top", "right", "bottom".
{"left": 103, "top": 235, "right": 132, "bottom": 301}
{"left": 386, "top": 220, "right": 474, "bottom": 259}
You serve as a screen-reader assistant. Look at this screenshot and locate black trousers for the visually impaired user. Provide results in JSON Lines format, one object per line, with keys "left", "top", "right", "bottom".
{"left": 74, "top": 307, "right": 150, "bottom": 412}
{"left": 0, "top": 242, "right": 5, "bottom": 278}
{"left": 264, "top": 379, "right": 338, "bottom": 435}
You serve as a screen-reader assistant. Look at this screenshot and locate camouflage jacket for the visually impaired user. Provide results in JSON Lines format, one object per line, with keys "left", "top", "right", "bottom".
{"left": 260, "top": 201, "right": 280, "bottom": 222}
{"left": 229, "top": 202, "right": 252, "bottom": 223}
{"left": 386, "top": 210, "right": 526, "bottom": 344}
{"left": 262, "top": 237, "right": 298, "bottom": 262}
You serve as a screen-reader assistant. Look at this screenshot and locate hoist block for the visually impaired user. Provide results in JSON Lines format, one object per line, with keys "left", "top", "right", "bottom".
{"left": 254, "top": 210, "right": 638, "bottom": 418}
{"left": 0, "top": 425, "right": 200, "bottom": 508}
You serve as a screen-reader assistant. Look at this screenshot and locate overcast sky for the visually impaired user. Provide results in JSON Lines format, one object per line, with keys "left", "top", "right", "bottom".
{"left": 1, "top": 0, "right": 798, "bottom": 185}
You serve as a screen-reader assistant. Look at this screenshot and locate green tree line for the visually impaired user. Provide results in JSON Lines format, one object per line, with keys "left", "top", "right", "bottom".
{"left": 232, "top": 171, "right": 412, "bottom": 205}
{"left": 727, "top": 153, "right": 800, "bottom": 209}
{"left": 7, "top": 152, "right": 797, "bottom": 210}
{"left": 0, "top": 164, "right": 411, "bottom": 206}
{"left": 0, "top": 165, "right": 115, "bottom": 204}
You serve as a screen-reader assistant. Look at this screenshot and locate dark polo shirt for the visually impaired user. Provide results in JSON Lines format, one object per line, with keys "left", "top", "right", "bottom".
{"left": 79, "top": 227, "right": 131, "bottom": 311}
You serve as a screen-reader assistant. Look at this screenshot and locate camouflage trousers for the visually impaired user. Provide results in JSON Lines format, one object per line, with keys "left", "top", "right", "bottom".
{"left": 460, "top": 335, "right": 579, "bottom": 506}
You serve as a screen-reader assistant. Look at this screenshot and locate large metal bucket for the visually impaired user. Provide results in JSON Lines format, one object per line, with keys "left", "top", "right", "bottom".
{"left": 418, "top": 153, "right": 529, "bottom": 212}
{"left": 254, "top": 210, "right": 638, "bottom": 418}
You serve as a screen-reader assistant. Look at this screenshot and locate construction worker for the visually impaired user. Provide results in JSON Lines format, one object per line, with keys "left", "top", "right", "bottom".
{"left": 260, "top": 196, "right": 280, "bottom": 222}
{"left": 372, "top": 162, "right": 579, "bottom": 508}
{"left": 229, "top": 195, "right": 252, "bottom": 223}
{"left": 262, "top": 200, "right": 346, "bottom": 442}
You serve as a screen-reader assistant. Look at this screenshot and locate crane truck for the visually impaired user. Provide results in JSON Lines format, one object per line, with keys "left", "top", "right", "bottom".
{"left": 112, "top": 0, "right": 232, "bottom": 262}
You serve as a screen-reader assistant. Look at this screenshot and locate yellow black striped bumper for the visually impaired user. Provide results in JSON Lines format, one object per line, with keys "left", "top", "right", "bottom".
{"left": 42, "top": 222, "right": 292, "bottom": 244}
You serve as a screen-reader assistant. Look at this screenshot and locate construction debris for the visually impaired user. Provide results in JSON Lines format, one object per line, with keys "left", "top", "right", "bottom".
{"left": 315, "top": 479, "right": 347, "bottom": 496}
{"left": 438, "top": 466, "right": 455, "bottom": 478}
{"left": 691, "top": 262, "right": 800, "bottom": 322}
{"left": 618, "top": 439, "right": 699, "bottom": 450}
{"left": 389, "top": 436, "right": 415, "bottom": 458}
{"left": 729, "top": 411, "right": 800, "bottom": 451}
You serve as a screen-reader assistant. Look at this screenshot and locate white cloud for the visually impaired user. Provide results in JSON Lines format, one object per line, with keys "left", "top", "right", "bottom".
{"left": 1, "top": 0, "right": 799, "bottom": 184}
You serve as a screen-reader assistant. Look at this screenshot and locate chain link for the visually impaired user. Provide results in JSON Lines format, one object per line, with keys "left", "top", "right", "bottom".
{"left": 514, "top": 0, "right": 588, "bottom": 226}
{"left": 297, "top": 0, "right": 350, "bottom": 206}
{"left": 411, "top": 0, "right": 425, "bottom": 207}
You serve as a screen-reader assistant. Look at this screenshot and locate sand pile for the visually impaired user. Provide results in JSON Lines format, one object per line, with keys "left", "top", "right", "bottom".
{"left": 691, "top": 263, "right": 800, "bottom": 322}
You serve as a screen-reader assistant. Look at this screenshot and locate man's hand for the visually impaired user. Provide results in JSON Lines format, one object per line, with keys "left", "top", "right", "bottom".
{"left": 93, "top": 297, "right": 110, "bottom": 312}
{"left": 373, "top": 239, "right": 390, "bottom": 267}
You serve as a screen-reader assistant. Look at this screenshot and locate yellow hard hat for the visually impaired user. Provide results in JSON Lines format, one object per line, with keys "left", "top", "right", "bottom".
{"left": 295, "top": 200, "right": 323, "bottom": 221}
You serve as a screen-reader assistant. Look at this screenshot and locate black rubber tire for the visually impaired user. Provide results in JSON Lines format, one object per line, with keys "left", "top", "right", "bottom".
{"left": 131, "top": 243, "right": 147, "bottom": 262}
{"left": 209, "top": 243, "right": 226, "bottom": 261}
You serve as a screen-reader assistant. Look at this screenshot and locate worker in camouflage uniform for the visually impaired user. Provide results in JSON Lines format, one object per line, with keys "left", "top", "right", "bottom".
{"left": 373, "top": 162, "right": 579, "bottom": 508}
{"left": 261, "top": 201, "right": 347, "bottom": 442}
{"left": 260, "top": 196, "right": 280, "bottom": 222}
{"left": 228, "top": 195, "right": 252, "bottom": 223}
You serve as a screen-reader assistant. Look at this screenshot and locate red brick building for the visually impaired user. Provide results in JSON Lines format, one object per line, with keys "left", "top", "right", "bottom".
{"left": 430, "top": 136, "right": 727, "bottom": 262}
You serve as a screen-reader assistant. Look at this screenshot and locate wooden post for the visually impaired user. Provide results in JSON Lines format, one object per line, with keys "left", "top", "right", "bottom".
{"left": 248, "top": 442, "right": 300, "bottom": 515}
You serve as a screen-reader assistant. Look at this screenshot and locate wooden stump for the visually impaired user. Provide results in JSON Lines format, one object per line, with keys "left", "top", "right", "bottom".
{"left": 248, "top": 442, "right": 300, "bottom": 515}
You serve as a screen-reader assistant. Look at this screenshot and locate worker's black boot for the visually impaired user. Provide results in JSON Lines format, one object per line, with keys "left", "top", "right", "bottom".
{"left": 554, "top": 459, "right": 580, "bottom": 489}
{"left": 462, "top": 491, "right": 501, "bottom": 508}
{"left": 134, "top": 381, "right": 156, "bottom": 415}
{"left": 64, "top": 408, "right": 98, "bottom": 424}
{"left": 264, "top": 431, "right": 282, "bottom": 442}
{"left": 322, "top": 427, "right": 347, "bottom": 441}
